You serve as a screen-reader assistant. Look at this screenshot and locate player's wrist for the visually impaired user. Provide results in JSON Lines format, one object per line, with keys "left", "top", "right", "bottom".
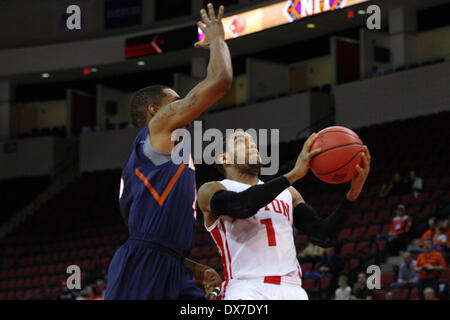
{"left": 284, "top": 171, "right": 301, "bottom": 184}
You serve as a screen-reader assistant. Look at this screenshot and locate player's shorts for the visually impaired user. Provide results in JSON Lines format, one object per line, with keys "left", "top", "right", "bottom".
{"left": 104, "top": 235, "right": 204, "bottom": 300}
{"left": 219, "top": 275, "right": 308, "bottom": 300}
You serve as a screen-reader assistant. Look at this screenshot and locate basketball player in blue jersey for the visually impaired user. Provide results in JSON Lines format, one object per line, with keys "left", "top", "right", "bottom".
{"left": 105, "top": 3, "right": 233, "bottom": 300}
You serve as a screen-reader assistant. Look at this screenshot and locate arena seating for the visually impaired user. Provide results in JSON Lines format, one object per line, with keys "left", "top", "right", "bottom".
{"left": 0, "top": 176, "right": 50, "bottom": 226}
{"left": 0, "top": 111, "right": 448, "bottom": 299}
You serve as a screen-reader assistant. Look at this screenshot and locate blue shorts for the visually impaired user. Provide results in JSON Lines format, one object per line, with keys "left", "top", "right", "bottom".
{"left": 104, "top": 238, "right": 204, "bottom": 300}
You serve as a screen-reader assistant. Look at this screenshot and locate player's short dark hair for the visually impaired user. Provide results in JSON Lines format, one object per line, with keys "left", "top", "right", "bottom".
{"left": 130, "top": 85, "right": 170, "bottom": 127}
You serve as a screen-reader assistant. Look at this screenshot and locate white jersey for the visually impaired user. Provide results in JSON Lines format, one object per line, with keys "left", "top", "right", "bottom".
{"left": 206, "top": 179, "right": 303, "bottom": 298}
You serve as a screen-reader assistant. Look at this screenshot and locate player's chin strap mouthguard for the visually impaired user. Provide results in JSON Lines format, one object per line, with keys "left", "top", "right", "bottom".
{"left": 293, "top": 198, "right": 353, "bottom": 248}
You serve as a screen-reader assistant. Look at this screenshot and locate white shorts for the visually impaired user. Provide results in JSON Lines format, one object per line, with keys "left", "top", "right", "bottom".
{"left": 218, "top": 277, "right": 309, "bottom": 300}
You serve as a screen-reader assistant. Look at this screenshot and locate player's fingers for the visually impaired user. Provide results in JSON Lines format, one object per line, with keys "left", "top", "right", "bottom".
{"left": 303, "top": 133, "right": 317, "bottom": 151}
{"left": 362, "top": 145, "right": 371, "bottom": 161}
{"left": 207, "top": 3, "right": 216, "bottom": 21}
{"left": 200, "top": 8, "right": 211, "bottom": 24}
{"left": 194, "top": 41, "right": 209, "bottom": 49}
{"left": 197, "top": 21, "right": 207, "bottom": 33}
{"left": 308, "top": 148, "right": 322, "bottom": 159}
{"left": 218, "top": 5, "right": 224, "bottom": 21}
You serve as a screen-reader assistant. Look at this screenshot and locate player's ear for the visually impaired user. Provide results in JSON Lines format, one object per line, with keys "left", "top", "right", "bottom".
{"left": 217, "top": 153, "right": 226, "bottom": 165}
{"left": 148, "top": 104, "right": 159, "bottom": 117}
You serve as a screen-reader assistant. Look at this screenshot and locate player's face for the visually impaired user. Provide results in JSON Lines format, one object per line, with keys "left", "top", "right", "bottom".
{"left": 226, "top": 132, "right": 261, "bottom": 168}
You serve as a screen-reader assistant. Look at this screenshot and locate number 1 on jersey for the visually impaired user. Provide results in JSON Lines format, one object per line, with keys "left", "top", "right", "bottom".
{"left": 260, "top": 218, "right": 277, "bottom": 247}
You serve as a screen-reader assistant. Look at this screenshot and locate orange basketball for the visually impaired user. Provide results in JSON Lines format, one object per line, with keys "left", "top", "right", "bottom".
{"left": 310, "top": 126, "right": 364, "bottom": 184}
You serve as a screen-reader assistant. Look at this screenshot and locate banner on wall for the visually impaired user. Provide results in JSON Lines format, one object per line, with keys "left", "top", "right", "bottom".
{"left": 198, "top": 0, "right": 370, "bottom": 41}
{"left": 104, "top": 0, "right": 142, "bottom": 30}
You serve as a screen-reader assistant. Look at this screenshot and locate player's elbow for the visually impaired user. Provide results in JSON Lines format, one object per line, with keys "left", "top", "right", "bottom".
{"left": 209, "top": 73, "right": 233, "bottom": 94}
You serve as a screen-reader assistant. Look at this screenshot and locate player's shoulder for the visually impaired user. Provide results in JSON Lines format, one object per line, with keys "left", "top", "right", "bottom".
{"left": 198, "top": 181, "right": 226, "bottom": 200}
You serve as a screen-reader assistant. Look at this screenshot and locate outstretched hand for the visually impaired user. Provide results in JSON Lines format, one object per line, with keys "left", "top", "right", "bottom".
{"left": 195, "top": 3, "right": 225, "bottom": 49}
{"left": 285, "top": 133, "right": 322, "bottom": 184}
{"left": 347, "top": 145, "right": 371, "bottom": 201}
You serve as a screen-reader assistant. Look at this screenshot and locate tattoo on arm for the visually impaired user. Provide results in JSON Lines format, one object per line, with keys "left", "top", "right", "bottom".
{"left": 151, "top": 90, "right": 199, "bottom": 125}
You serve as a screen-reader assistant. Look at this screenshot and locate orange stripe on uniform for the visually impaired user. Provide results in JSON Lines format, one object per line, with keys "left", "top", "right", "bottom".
{"left": 135, "top": 163, "right": 185, "bottom": 206}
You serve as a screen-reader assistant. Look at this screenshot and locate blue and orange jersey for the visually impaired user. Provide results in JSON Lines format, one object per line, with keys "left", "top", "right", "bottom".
{"left": 118, "top": 126, "right": 197, "bottom": 257}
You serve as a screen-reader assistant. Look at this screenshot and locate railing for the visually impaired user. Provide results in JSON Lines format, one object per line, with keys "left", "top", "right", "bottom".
{"left": 0, "top": 137, "right": 79, "bottom": 238}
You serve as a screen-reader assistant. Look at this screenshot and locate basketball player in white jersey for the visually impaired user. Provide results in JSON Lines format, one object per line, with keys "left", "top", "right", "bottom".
{"left": 198, "top": 131, "right": 370, "bottom": 300}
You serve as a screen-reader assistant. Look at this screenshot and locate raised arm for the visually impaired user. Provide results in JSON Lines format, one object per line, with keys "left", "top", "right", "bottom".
{"left": 149, "top": 4, "right": 232, "bottom": 136}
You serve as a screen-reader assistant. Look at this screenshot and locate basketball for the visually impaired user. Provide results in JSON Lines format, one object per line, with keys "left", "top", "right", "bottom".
{"left": 310, "top": 126, "right": 364, "bottom": 184}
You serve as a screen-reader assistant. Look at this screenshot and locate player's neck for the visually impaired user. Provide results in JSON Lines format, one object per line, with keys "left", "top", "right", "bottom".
{"left": 226, "top": 170, "right": 259, "bottom": 186}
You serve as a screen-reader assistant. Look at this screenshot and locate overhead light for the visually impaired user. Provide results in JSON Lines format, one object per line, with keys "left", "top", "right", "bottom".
{"left": 41, "top": 73, "right": 50, "bottom": 78}
{"left": 137, "top": 61, "right": 145, "bottom": 66}
{"left": 91, "top": 67, "right": 98, "bottom": 73}
{"left": 357, "top": 10, "right": 366, "bottom": 15}
{"left": 307, "top": 23, "right": 315, "bottom": 29}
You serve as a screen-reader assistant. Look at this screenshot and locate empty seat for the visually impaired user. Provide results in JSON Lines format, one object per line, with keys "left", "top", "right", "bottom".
{"left": 363, "top": 211, "right": 377, "bottom": 224}
{"left": 302, "top": 263, "right": 313, "bottom": 273}
{"left": 302, "top": 278, "right": 315, "bottom": 291}
{"left": 340, "top": 242, "right": 356, "bottom": 257}
{"left": 338, "top": 228, "right": 352, "bottom": 242}
{"left": 374, "top": 289, "right": 387, "bottom": 300}
{"left": 351, "top": 227, "right": 366, "bottom": 240}
{"left": 319, "top": 277, "right": 331, "bottom": 290}
{"left": 367, "top": 224, "right": 381, "bottom": 239}
{"left": 409, "top": 287, "right": 418, "bottom": 300}
{"left": 392, "top": 288, "right": 409, "bottom": 300}
{"left": 380, "top": 272, "right": 396, "bottom": 288}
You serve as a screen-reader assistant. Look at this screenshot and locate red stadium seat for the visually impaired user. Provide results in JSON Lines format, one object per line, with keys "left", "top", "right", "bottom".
{"left": 338, "top": 228, "right": 352, "bottom": 242}
{"left": 208, "top": 257, "right": 221, "bottom": 269}
{"left": 302, "top": 263, "right": 313, "bottom": 273}
{"left": 409, "top": 287, "right": 418, "bottom": 300}
{"left": 356, "top": 241, "right": 372, "bottom": 256}
{"left": 363, "top": 211, "right": 377, "bottom": 224}
{"left": 348, "top": 214, "right": 361, "bottom": 227}
{"left": 400, "top": 194, "right": 414, "bottom": 206}
{"left": 319, "top": 277, "right": 331, "bottom": 290}
{"left": 392, "top": 288, "right": 409, "bottom": 300}
{"left": 381, "top": 224, "right": 391, "bottom": 235}
{"left": 380, "top": 272, "right": 396, "bottom": 288}
{"left": 340, "top": 242, "right": 355, "bottom": 257}
{"left": 387, "top": 195, "right": 400, "bottom": 207}
{"left": 367, "top": 224, "right": 381, "bottom": 239}
{"left": 351, "top": 227, "right": 366, "bottom": 240}
{"left": 377, "top": 210, "right": 391, "bottom": 223}
{"left": 416, "top": 192, "right": 429, "bottom": 203}
{"left": 374, "top": 289, "right": 386, "bottom": 300}
{"left": 302, "top": 279, "right": 315, "bottom": 291}
{"left": 440, "top": 268, "right": 450, "bottom": 283}
{"left": 345, "top": 258, "right": 360, "bottom": 273}
{"left": 373, "top": 198, "right": 386, "bottom": 210}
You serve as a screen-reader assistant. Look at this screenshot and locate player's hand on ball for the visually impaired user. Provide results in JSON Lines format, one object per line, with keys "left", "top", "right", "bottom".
{"left": 194, "top": 3, "right": 225, "bottom": 49}
{"left": 347, "top": 145, "right": 371, "bottom": 201}
{"left": 202, "top": 268, "right": 222, "bottom": 300}
{"left": 285, "top": 133, "right": 322, "bottom": 184}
